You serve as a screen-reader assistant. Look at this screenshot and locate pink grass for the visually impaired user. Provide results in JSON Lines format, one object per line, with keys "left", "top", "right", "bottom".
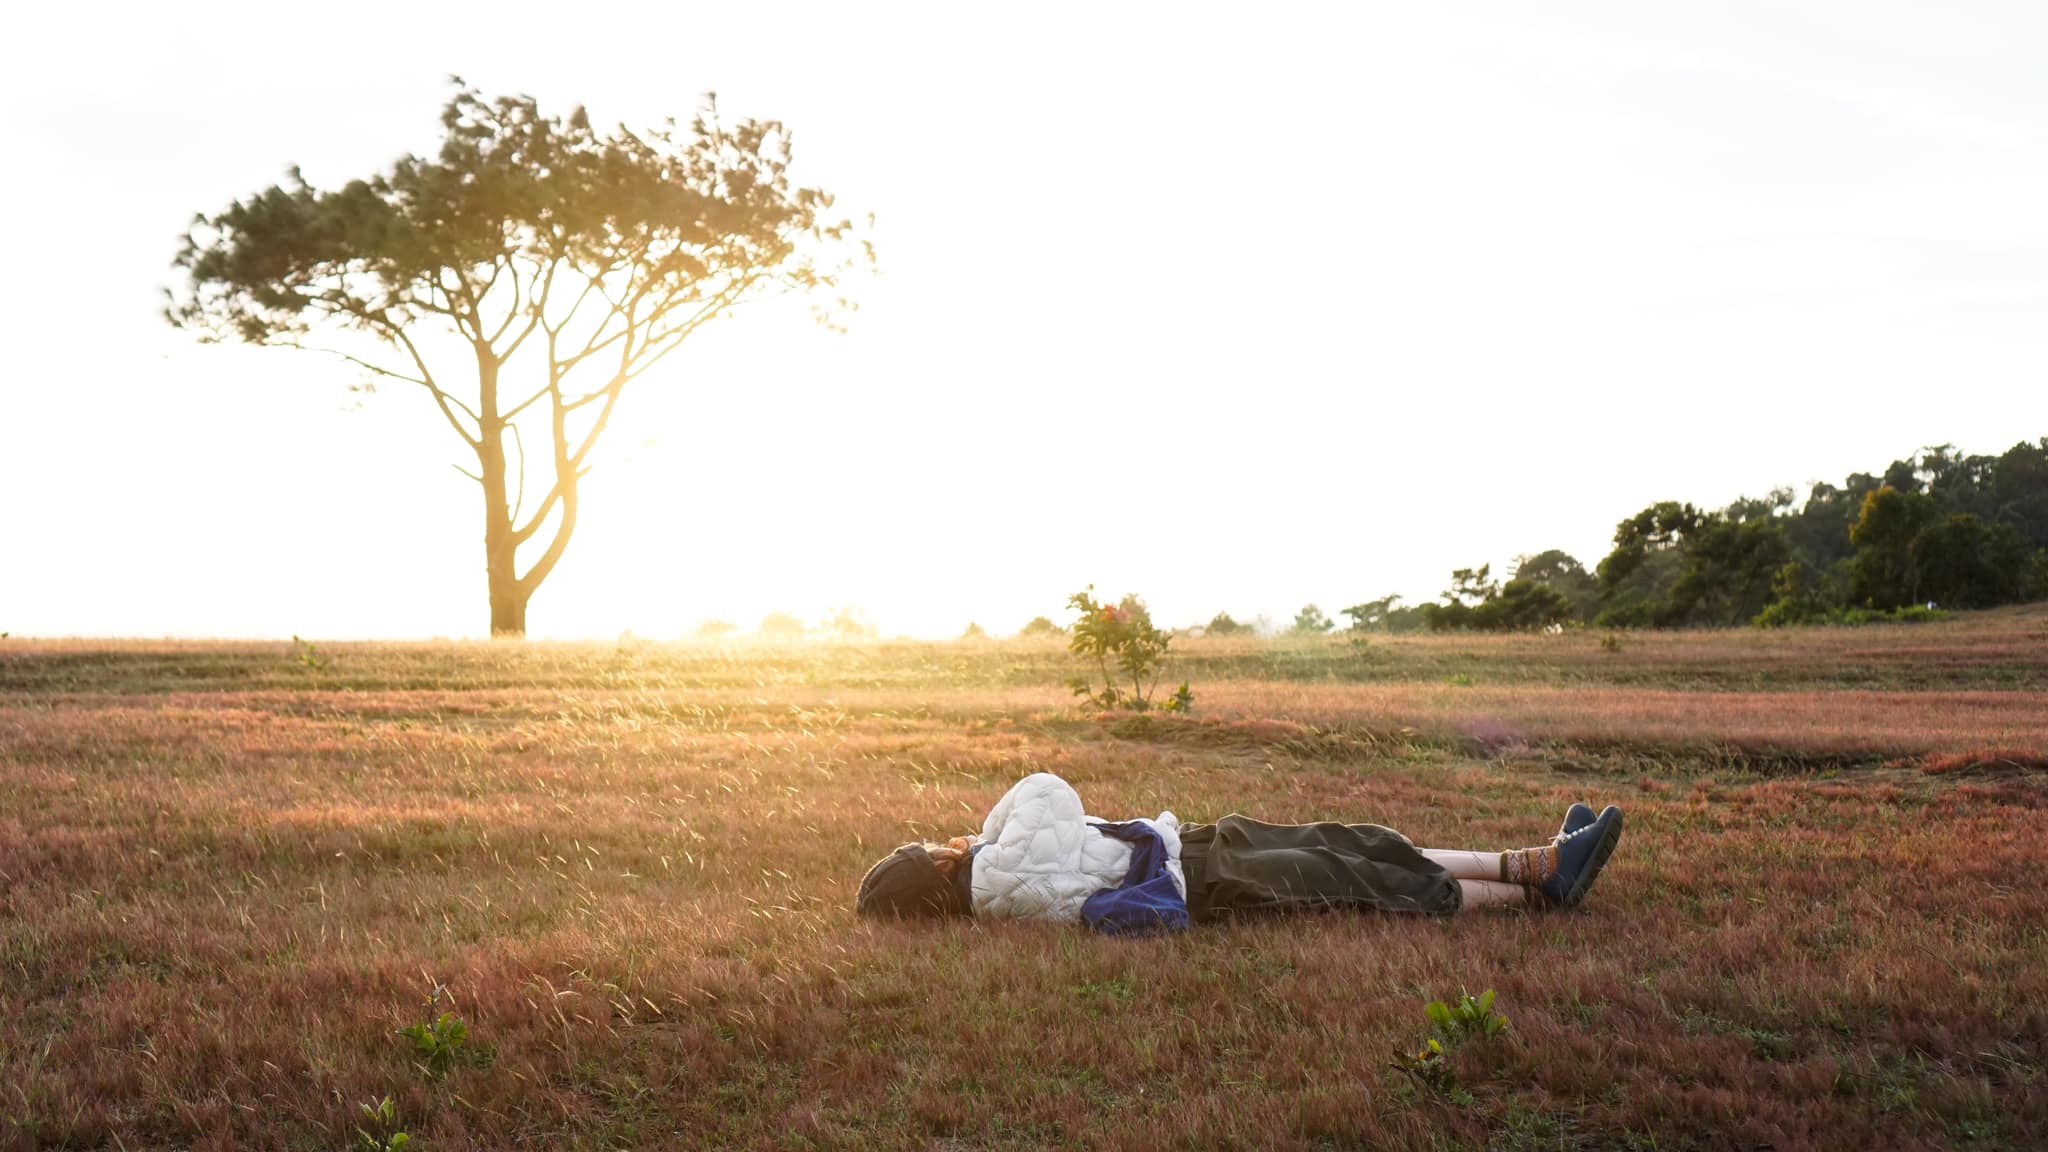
{"left": 1, "top": 635, "right": 2045, "bottom": 1149}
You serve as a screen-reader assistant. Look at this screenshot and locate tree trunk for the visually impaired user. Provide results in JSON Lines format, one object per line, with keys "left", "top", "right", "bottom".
{"left": 483, "top": 475, "right": 528, "bottom": 635}
{"left": 476, "top": 351, "right": 528, "bottom": 636}
{"left": 487, "top": 547, "right": 527, "bottom": 635}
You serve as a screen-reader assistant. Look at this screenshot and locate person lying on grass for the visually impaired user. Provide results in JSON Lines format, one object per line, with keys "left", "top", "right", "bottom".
{"left": 855, "top": 772, "right": 1623, "bottom": 934}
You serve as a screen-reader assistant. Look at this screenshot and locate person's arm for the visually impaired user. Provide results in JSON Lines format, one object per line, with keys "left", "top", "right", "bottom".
{"left": 972, "top": 773, "right": 1093, "bottom": 921}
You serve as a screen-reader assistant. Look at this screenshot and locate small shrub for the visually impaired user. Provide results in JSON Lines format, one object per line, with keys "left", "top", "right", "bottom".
{"left": 960, "top": 622, "right": 987, "bottom": 639}
{"left": 1445, "top": 673, "right": 1476, "bottom": 688}
{"left": 1163, "top": 680, "right": 1194, "bottom": 713}
{"left": 355, "top": 1096, "right": 411, "bottom": 1152}
{"left": 1599, "top": 633, "right": 1623, "bottom": 653}
{"left": 292, "top": 634, "right": 329, "bottom": 673}
{"left": 692, "top": 619, "right": 738, "bottom": 637}
{"left": 397, "top": 986, "right": 492, "bottom": 1079}
{"left": 1390, "top": 1037, "right": 1463, "bottom": 1100}
{"left": 1393, "top": 989, "right": 1507, "bottom": 1102}
{"left": 1066, "top": 586, "right": 1179, "bottom": 711}
{"left": 1425, "top": 989, "right": 1508, "bottom": 1043}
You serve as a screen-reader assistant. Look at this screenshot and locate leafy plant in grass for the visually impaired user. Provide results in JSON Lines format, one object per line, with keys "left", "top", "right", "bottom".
{"left": 1064, "top": 587, "right": 1185, "bottom": 711}
{"left": 1390, "top": 1037, "right": 1463, "bottom": 1100}
{"left": 292, "top": 635, "right": 329, "bottom": 675}
{"left": 1392, "top": 989, "right": 1508, "bottom": 1102}
{"left": 397, "top": 985, "right": 493, "bottom": 1079}
{"left": 1426, "top": 988, "right": 1508, "bottom": 1042}
{"left": 355, "top": 1096, "right": 411, "bottom": 1152}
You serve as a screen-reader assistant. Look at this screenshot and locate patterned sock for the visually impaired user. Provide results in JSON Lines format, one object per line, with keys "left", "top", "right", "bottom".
{"left": 1499, "top": 844, "right": 1558, "bottom": 886}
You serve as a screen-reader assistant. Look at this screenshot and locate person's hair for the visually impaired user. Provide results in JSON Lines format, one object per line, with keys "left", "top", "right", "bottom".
{"left": 855, "top": 837, "right": 975, "bottom": 920}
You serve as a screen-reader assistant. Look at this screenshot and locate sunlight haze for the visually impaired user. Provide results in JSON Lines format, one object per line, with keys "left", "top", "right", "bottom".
{"left": 5, "top": 1, "right": 2046, "bottom": 638}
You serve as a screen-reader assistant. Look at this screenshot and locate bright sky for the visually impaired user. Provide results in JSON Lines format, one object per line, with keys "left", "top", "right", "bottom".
{"left": 5, "top": 2, "right": 2047, "bottom": 639}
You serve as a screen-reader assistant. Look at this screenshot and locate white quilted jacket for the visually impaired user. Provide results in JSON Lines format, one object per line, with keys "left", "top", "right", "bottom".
{"left": 969, "top": 773, "right": 1185, "bottom": 922}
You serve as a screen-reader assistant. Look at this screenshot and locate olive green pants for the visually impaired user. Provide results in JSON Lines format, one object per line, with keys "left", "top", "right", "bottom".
{"left": 1178, "top": 815, "right": 1462, "bottom": 920}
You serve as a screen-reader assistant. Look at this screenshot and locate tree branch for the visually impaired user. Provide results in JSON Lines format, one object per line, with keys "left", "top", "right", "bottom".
{"left": 496, "top": 255, "right": 561, "bottom": 363}
{"left": 484, "top": 256, "right": 522, "bottom": 346}
{"left": 508, "top": 421, "right": 527, "bottom": 526}
{"left": 515, "top": 274, "right": 775, "bottom": 546}
{"left": 287, "top": 318, "right": 482, "bottom": 450}
{"left": 282, "top": 341, "right": 429, "bottom": 388}
{"left": 515, "top": 371, "right": 588, "bottom": 594}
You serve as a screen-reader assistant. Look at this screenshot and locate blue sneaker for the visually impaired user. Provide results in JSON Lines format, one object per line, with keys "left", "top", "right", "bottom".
{"left": 1542, "top": 805, "right": 1623, "bottom": 909}
{"left": 1556, "top": 802, "right": 1597, "bottom": 842}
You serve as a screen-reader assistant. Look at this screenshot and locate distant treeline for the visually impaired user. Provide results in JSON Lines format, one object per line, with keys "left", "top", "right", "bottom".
{"left": 1355, "top": 439, "right": 2048, "bottom": 632}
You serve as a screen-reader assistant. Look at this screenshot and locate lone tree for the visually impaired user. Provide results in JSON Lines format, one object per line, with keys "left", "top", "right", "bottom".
{"left": 168, "top": 82, "right": 869, "bottom": 634}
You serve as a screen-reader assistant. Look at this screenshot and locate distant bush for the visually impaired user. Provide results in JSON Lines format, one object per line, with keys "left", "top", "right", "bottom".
{"left": 1756, "top": 602, "right": 1950, "bottom": 629}
{"left": 823, "top": 605, "right": 878, "bottom": 638}
{"left": 1291, "top": 604, "right": 1334, "bottom": 634}
{"left": 1340, "top": 595, "right": 1430, "bottom": 634}
{"left": 1205, "top": 612, "right": 1250, "bottom": 636}
{"left": 1017, "top": 615, "right": 1064, "bottom": 637}
{"left": 1591, "top": 599, "right": 1658, "bottom": 630}
{"left": 1753, "top": 561, "right": 1837, "bottom": 628}
{"left": 1840, "top": 605, "right": 1947, "bottom": 625}
{"left": 1422, "top": 572, "right": 1576, "bottom": 632}
{"left": 960, "top": 621, "right": 987, "bottom": 639}
{"left": 1341, "top": 596, "right": 1401, "bottom": 632}
{"left": 693, "top": 619, "right": 739, "bottom": 637}
{"left": 758, "top": 612, "right": 806, "bottom": 636}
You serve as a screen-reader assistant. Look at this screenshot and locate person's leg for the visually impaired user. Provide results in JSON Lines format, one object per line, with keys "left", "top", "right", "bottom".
{"left": 1421, "top": 849, "right": 1501, "bottom": 880}
{"left": 1426, "top": 806, "right": 1626, "bottom": 912}
{"left": 1457, "top": 879, "right": 1530, "bottom": 910}
{"left": 1424, "top": 851, "right": 1542, "bottom": 912}
{"left": 1424, "top": 844, "right": 1558, "bottom": 886}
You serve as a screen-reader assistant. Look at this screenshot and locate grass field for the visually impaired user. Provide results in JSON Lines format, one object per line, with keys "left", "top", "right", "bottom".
{"left": 4, "top": 610, "right": 2046, "bottom": 1150}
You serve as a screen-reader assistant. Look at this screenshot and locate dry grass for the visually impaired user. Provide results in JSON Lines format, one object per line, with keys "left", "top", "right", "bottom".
{"left": 2, "top": 624, "right": 2045, "bottom": 1150}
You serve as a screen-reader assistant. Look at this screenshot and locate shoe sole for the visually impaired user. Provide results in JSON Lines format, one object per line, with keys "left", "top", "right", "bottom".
{"left": 1561, "top": 809, "right": 1624, "bottom": 909}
